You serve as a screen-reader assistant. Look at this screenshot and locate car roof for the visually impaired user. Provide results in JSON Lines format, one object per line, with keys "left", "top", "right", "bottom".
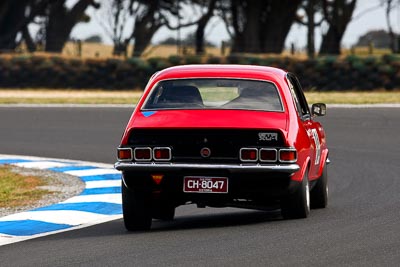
{"left": 151, "top": 64, "right": 288, "bottom": 82}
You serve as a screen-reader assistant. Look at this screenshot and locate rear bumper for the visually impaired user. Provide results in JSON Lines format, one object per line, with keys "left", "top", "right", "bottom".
{"left": 116, "top": 162, "right": 301, "bottom": 203}
{"left": 115, "top": 162, "right": 300, "bottom": 174}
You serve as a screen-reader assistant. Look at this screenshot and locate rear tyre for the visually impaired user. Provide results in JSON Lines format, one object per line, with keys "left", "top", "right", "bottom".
{"left": 281, "top": 169, "right": 310, "bottom": 219}
{"left": 152, "top": 202, "right": 175, "bottom": 221}
{"left": 122, "top": 181, "right": 152, "bottom": 231}
{"left": 310, "top": 164, "right": 328, "bottom": 209}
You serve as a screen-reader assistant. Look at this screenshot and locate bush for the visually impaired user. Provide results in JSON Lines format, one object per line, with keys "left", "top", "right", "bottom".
{"left": 183, "top": 55, "right": 202, "bottom": 64}
{"left": 206, "top": 56, "right": 222, "bottom": 64}
{"left": 0, "top": 54, "right": 399, "bottom": 90}
{"left": 167, "top": 55, "right": 182, "bottom": 65}
{"left": 147, "top": 57, "right": 170, "bottom": 70}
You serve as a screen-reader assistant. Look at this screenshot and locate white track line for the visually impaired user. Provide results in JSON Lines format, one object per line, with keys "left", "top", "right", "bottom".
{"left": 65, "top": 168, "right": 120, "bottom": 177}
{"left": 0, "top": 210, "right": 112, "bottom": 226}
{"left": 85, "top": 180, "right": 121, "bottom": 189}
{"left": 14, "top": 161, "right": 70, "bottom": 169}
{"left": 61, "top": 194, "right": 122, "bottom": 205}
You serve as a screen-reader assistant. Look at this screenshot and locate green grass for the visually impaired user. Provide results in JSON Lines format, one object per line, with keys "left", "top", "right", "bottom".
{"left": 305, "top": 91, "right": 400, "bottom": 104}
{"left": 0, "top": 97, "right": 140, "bottom": 105}
{"left": 0, "top": 89, "right": 399, "bottom": 104}
{"left": 0, "top": 165, "right": 51, "bottom": 209}
{"left": 0, "top": 89, "right": 143, "bottom": 105}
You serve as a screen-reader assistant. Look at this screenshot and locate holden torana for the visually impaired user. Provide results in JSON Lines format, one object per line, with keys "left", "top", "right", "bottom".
{"left": 115, "top": 64, "right": 329, "bottom": 231}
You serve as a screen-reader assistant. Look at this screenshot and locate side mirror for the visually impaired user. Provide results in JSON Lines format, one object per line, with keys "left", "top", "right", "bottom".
{"left": 311, "top": 103, "right": 327, "bottom": 117}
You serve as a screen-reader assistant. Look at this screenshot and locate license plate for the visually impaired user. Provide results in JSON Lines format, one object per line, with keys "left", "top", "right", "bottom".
{"left": 183, "top": 177, "right": 228, "bottom": 193}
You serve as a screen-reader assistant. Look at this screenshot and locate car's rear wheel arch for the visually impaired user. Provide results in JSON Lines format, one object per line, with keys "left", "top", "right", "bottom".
{"left": 310, "top": 163, "right": 328, "bottom": 209}
{"left": 316, "top": 149, "right": 329, "bottom": 178}
{"left": 291, "top": 155, "right": 311, "bottom": 182}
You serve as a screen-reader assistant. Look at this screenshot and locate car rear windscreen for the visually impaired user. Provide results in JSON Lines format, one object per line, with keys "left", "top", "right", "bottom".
{"left": 142, "top": 78, "right": 283, "bottom": 112}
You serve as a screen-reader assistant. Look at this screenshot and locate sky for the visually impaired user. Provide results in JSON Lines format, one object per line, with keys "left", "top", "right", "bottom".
{"left": 69, "top": 0, "right": 400, "bottom": 50}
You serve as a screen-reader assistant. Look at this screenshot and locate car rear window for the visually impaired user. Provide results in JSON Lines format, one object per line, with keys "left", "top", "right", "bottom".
{"left": 142, "top": 78, "right": 283, "bottom": 112}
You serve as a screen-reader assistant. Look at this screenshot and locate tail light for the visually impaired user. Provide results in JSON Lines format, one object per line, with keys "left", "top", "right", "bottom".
{"left": 117, "top": 147, "right": 133, "bottom": 161}
{"left": 239, "top": 147, "right": 297, "bottom": 163}
{"left": 151, "top": 174, "right": 164, "bottom": 185}
{"left": 153, "top": 147, "right": 172, "bottom": 161}
{"left": 240, "top": 148, "right": 258, "bottom": 162}
{"left": 134, "top": 147, "right": 152, "bottom": 161}
{"left": 259, "top": 148, "right": 277, "bottom": 162}
{"left": 279, "top": 148, "right": 297, "bottom": 163}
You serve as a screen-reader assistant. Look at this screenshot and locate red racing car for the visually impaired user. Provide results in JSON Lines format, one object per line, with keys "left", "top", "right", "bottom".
{"left": 115, "top": 64, "right": 329, "bottom": 231}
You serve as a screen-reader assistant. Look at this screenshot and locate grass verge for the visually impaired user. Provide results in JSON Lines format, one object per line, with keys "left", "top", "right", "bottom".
{"left": 0, "top": 89, "right": 399, "bottom": 105}
{"left": 305, "top": 91, "right": 400, "bottom": 104}
{"left": 0, "top": 89, "right": 143, "bottom": 105}
{"left": 0, "top": 165, "right": 51, "bottom": 209}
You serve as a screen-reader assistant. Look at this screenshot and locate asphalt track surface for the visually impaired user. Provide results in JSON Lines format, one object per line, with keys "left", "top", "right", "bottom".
{"left": 0, "top": 106, "right": 399, "bottom": 266}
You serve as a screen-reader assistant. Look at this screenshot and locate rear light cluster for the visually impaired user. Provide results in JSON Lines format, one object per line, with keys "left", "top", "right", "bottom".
{"left": 240, "top": 148, "right": 297, "bottom": 163}
{"left": 117, "top": 147, "right": 172, "bottom": 162}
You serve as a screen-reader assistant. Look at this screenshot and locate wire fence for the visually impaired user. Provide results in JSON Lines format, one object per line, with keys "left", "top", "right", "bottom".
{"left": 2, "top": 39, "right": 398, "bottom": 60}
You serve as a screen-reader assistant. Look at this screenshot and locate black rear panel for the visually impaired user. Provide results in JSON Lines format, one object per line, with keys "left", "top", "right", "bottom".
{"left": 128, "top": 129, "right": 284, "bottom": 163}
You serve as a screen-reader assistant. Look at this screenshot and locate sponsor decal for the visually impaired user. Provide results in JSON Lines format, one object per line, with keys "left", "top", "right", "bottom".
{"left": 258, "top": 132, "right": 278, "bottom": 141}
{"left": 311, "top": 129, "right": 321, "bottom": 165}
{"left": 142, "top": 111, "right": 156, "bottom": 117}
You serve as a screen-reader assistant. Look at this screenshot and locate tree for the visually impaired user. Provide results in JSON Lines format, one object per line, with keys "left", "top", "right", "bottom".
{"left": 130, "top": 0, "right": 206, "bottom": 56}
{"left": 0, "top": 0, "right": 29, "bottom": 51}
{"left": 319, "top": 0, "right": 357, "bottom": 55}
{"left": 221, "top": 0, "right": 302, "bottom": 54}
{"left": 297, "top": 0, "right": 324, "bottom": 58}
{"left": 0, "top": 0, "right": 100, "bottom": 53}
{"left": 99, "top": 0, "right": 178, "bottom": 57}
{"left": 130, "top": 0, "right": 171, "bottom": 56}
{"left": 45, "top": 0, "right": 100, "bottom": 52}
{"left": 0, "top": 0, "right": 51, "bottom": 51}
{"left": 193, "top": 0, "right": 218, "bottom": 55}
{"left": 100, "top": 0, "right": 204, "bottom": 57}
{"left": 98, "top": 0, "right": 132, "bottom": 55}
{"left": 381, "top": 0, "right": 400, "bottom": 53}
